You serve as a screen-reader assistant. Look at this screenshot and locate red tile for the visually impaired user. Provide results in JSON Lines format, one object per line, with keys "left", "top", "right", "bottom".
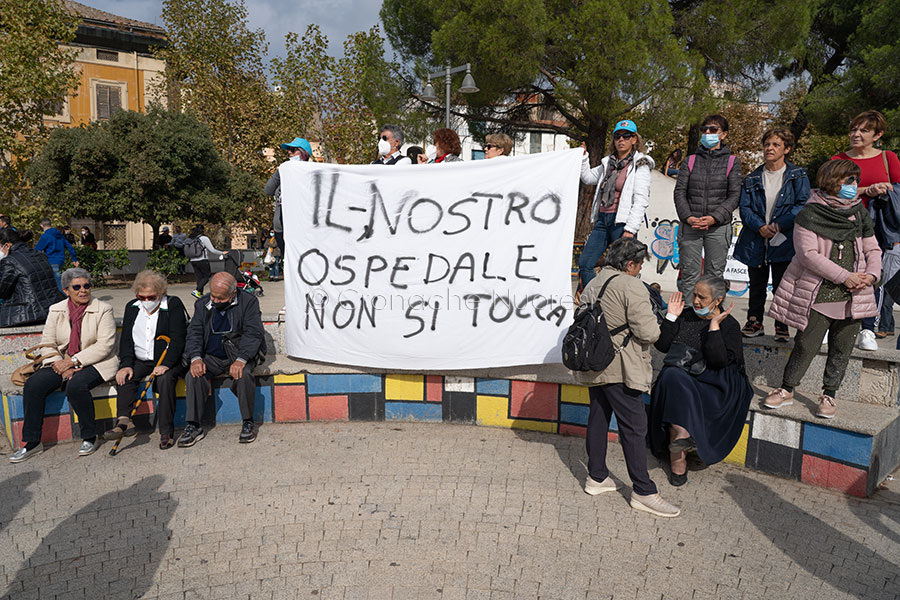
{"left": 827, "top": 461, "right": 868, "bottom": 497}
{"left": 510, "top": 381, "right": 558, "bottom": 421}
{"left": 11, "top": 415, "right": 72, "bottom": 446}
{"left": 607, "top": 432, "right": 619, "bottom": 443}
{"left": 274, "top": 385, "right": 308, "bottom": 422}
{"left": 559, "top": 424, "right": 586, "bottom": 438}
{"left": 308, "top": 395, "right": 349, "bottom": 421}
{"left": 11, "top": 420, "right": 23, "bottom": 448}
{"left": 135, "top": 399, "right": 154, "bottom": 415}
{"left": 801, "top": 454, "right": 831, "bottom": 488}
{"left": 426, "top": 376, "right": 443, "bottom": 403}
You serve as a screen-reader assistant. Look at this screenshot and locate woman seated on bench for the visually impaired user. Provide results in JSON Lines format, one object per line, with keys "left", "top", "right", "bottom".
{"left": 10, "top": 268, "right": 118, "bottom": 463}
{"left": 104, "top": 270, "right": 188, "bottom": 450}
{"left": 648, "top": 275, "right": 753, "bottom": 486}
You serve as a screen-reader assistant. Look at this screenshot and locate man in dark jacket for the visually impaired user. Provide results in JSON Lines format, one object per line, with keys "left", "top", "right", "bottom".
{"left": 673, "top": 114, "right": 743, "bottom": 301}
{"left": 34, "top": 218, "right": 78, "bottom": 290}
{"left": 179, "top": 272, "right": 266, "bottom": 447}
{"left": 0, "top": 229, "right": 65, "bottom": 328}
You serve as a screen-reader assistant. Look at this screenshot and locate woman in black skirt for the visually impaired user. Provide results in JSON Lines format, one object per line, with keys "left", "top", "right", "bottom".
{"left": 649, "top": 274, "right": 753, "bottom": 486}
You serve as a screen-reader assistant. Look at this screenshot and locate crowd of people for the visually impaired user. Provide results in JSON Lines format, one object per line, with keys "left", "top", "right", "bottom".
{"left": 4, "top": 109, "right": 898, "bottom": 522}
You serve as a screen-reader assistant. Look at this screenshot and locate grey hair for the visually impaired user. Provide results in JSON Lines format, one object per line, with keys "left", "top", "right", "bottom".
{"left": 696, "top": 274, "right": 729, "bottom": 304}
{"left": 380, "top": 124, "right": 404, "bottom": 146}
{"left": 61, "top": 267, "right": 91, "bottom": 289}
{"left": 605, "top": 237, "right": 649, "bottom": 272}
{"left": 132, "top": 270, "right": 167, "bottom": 296}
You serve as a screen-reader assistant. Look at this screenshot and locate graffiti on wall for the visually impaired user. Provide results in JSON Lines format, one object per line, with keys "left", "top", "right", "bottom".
{"left": 649, "top": 218, "right": 679, "bottom": 274}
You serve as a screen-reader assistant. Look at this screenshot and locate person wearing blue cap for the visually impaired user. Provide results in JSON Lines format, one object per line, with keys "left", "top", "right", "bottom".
{"left": 264, "top": 137, "right": 313, "bottom": 257}
{"left": 578, "top": 119, "right": 655, "bottom": 289}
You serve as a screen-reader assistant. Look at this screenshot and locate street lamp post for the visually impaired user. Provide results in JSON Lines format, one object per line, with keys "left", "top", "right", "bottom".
{"left": 420, "top": 63, "right": 479, "bottom": 128}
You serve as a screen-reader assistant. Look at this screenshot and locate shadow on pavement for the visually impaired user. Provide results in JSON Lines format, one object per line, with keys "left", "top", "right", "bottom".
{"left": 0, "top": 471, "right": 41, "bottom": 536}
{"left": 724, "top": 472, "right": 900, "bottom": 598}
{"left": 4, "top": 474, "right": 176, "bottom": 599}
{"left": 847, "top": 488, "right": 900, "bottom": 547}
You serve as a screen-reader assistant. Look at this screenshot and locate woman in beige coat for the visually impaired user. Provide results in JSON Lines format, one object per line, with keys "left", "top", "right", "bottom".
{"left": 575, "top": 238, "right": 680, "bottom": 517}
{"left": 9, "top": 268, "right": 118, "bottom": 463}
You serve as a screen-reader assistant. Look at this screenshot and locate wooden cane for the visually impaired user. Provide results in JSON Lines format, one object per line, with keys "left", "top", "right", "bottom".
{"left": 109, "top": 335, "right": 171, "bottom": 456}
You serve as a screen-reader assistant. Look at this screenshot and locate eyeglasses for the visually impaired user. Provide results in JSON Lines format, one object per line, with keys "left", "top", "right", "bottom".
{"left": 136, "top": 294, "right": 158, "bottom": 301}
{"left": 210, "top": 311, "right": 233, "bottom": 335}
{"left": 381, "top": 135, "right": 390, "bottom": 141}
{"left": 613, "top": 132, "right": 635, "bottom": 140}
{"left": 700, "top": 126, "right": 721, "bottom": 133}
{"left": 843, "top": 176, "right": 860, "bottom": 185}
{"left": 69, "top": 283, "right": 92, "bottom": 291}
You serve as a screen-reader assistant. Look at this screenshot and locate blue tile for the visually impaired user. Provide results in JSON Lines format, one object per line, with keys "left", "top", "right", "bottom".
{"left": 476, "top": 379, "right": 510, "bottom": 396}
{"left": 214, "top": 385, "right": 272, "bottom": 424}
{"left": 642, "top": 392, "right": 651, "bottom": 405}
{"left": 348, "top": 375, "right": 382, "bottom": 393}
{"left": 384, "top": 401, "right": 442, "bottom": 422}
{"left": 173, "top": 398, "right": 186, "bottom": 427}
{"left": 609, "top": 413, "right": 619, "bottom": 432}
{"left": 560, "top": 403, "right": 589, "bottom": 426}
{"left": 8, "top": 394, "right": 24, "bottom": 420}
{"left": 44, "top": 391, "right": 70, "bottom": 416}
{"left": 306, "top": 374, "right": 351, "bottom": 395}
{"left": 803, "top": 423, "right": 873, "bottom": 468}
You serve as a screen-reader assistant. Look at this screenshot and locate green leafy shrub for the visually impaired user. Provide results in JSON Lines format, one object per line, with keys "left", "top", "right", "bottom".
{"left": 146, "top": 247, "right": 188, "bottom": 279}
{"left": 62, "top": 247, "right": 130, "bottom": 286}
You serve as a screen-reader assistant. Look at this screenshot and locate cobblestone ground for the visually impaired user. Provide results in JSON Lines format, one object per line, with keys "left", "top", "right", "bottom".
{"left": 1, "top": 422, "right": 898, "bottom": 600}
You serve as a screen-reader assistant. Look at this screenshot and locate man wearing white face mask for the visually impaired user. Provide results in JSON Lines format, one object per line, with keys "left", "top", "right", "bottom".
{"left": 674, "top": 114, "right": 743, "bottom": 302}
{"left": 372, "top": 124, "right": 412, "bottom": 165}
{"left": 106, "top": 270, "right": 188, "bottom": 450}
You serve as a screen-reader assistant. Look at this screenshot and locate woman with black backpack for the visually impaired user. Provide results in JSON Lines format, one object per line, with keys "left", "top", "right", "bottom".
{"left": 187, "top": 224, "right": 225, "bottom": 299}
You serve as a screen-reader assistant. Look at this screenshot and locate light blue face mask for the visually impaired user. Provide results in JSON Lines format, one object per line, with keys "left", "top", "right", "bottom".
{"left": 838, "top": 183, "right": 858, "bottom": 200}
{"left": 700, "top": 133, "right": 720, "bottom": 149}
{"left": 693, "top": 299, "right": 719, "bottom": 317}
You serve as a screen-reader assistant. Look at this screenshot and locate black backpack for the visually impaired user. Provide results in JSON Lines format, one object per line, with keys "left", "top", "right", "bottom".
{"left": 562, "top": 275, "right": 632, "bottom": 372}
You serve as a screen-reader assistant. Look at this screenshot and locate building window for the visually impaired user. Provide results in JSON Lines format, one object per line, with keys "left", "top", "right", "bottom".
{"left": 529, "top": 132, "right": 542, "bottom": 154}
{"left": 96, "top": 49, "right": 119, "bottom": 62}
{"left": 92, "top": 82, "right": 125, "bottom": 121}
{"left": 103, "top": 224, "right": 126, "bottom": 249}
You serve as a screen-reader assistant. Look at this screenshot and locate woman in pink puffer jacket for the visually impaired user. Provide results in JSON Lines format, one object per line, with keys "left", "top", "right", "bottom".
{"left": 765, "top": 160, "right": 881, "bottom": 418}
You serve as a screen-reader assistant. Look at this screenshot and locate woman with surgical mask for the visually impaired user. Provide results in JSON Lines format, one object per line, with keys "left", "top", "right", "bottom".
{"left": 263, "top": 230, "right": 281, "bottom": 281}
{"left": 105, "top": 270, "right": 188, "bottom": 450}
{"left": 649, "top": 275, "right": 752, "bottom": 487}
{"left": 766, "top": 160, "right": 881, "bottom": 419}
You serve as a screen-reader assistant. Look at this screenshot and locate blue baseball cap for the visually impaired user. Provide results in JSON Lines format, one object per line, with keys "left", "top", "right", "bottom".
{"left": 613, "top": 120, "right": 637, "bottom": 134}
{"left": 279, "top": 137, "right": 313, "bottom": 155}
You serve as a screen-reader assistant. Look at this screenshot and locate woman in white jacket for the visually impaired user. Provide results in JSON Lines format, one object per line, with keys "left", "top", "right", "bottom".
{"left": 578, "top": 119, "right": 654, "bottom": 289}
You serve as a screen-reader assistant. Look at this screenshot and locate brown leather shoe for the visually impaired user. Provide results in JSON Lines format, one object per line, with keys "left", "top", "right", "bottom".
{"left": 763, "top": 388, "right": 793, "bottom": 409}
{"left": 816, "top": 395, "right": 836, "bottom": 419}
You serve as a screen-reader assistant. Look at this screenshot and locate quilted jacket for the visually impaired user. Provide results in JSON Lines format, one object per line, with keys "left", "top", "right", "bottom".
{"left": 0, "top": 243, "right": 65, "bottom": 328}
{"left": 768, "top": 192, "right": 882, "bottom": 330}
{"left": 673, "top": 144, "right": 743, "bottom": 226}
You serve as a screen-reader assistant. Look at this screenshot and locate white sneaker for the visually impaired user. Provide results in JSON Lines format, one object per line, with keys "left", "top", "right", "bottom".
{"left": 78, "top": 439, "right": 99, "bottom": 456}
{"left": 9, "top": 443, "right": 43, "bottom": 463}
{"left": 630, "top": 492, "right": 681, "bottom": 517}
{"left": 584, "top": 475, "right": 619, "bottom": 495}
{"left": 858, "top": 329, "right": 878, "bottom": 351}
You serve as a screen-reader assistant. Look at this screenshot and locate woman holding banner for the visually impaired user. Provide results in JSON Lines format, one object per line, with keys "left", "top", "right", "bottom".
{"left": 577, "top": 119, "right": 654, "bottom": 290}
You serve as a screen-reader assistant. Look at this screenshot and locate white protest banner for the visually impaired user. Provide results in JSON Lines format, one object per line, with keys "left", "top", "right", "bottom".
{"left": 280, "top": 148, "right": 582, "bottom": 369}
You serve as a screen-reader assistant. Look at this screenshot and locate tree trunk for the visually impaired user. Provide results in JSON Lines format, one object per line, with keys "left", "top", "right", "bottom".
{"left": 575, "top": 122, "right": 608, "bottom": 242}
{"left": 149, "top": 220, "right": 159, "bottom": 250}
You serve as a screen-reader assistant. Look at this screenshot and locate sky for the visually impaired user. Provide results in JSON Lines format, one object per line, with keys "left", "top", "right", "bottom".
{"left": 86, "top": 0, "right": 787, "bottom": 102}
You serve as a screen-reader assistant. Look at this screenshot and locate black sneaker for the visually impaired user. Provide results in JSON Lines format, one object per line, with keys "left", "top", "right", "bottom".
{"left": 669, "top": 471, "right": 688, "bottom": 487}
{"left": 774, "top": 324, "right": 790, "bottom": 342}
{"left": 741, "top": 318, "right": 764, "bottom": 337}
{"left": 177, "top": 423, "right": 205, "bottom": 447}
{"left": 239, "top": 420, "right": 256, "bottom": 444}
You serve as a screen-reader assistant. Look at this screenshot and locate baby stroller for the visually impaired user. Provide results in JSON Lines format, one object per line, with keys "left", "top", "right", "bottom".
{"left": 224, "top": 250, "right": 264, "bottom": 296}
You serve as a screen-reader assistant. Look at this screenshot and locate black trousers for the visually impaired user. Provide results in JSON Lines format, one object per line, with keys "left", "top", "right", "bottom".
{"left": 115, "top": 359, "right": 186, "bottom": 437}
{"left": 274, "top": 231, "right": 285, "bottom": 257}
{"left": 192, "top": 259, "right": 211, "bottom": 293}
{"left": 747, "top": 261, "right": 789, "bottom": 326}
{"left": 586, "top": 383, "right": 657, "bottom": 496}
{"left": 23, "top": 366, "right": 104, "bottom": 442}
{"left": 185, "top": 355, "right": 256, "bottom": 424}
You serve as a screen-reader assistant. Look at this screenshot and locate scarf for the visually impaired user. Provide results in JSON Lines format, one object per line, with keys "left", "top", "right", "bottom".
{"left": 596, "top": 151, "right": 634, "bottom": 209}
{"left": 67, "top": 299, "right": 88, "bottom": 356}
{"left": 794, "top": 191, "right": 874, "bottom": 242}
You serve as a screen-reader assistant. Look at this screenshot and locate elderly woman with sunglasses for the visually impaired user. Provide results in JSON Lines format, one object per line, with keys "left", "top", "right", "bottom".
{"left": 103, "top": 270, "right": 188, "bottom": 450}
{"left": 9, "top": 268, "right": 118, "bottom": 463}
{"left": 577, "top": 119, "right": 655, "bottom": 289}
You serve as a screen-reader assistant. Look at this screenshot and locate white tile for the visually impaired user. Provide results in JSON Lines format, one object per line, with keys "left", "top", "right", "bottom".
{"left": 750, "top": 413, "right": 801, "bottom": 449}
{"left": 444, "top": 376, "right": 474, "bottom": 393}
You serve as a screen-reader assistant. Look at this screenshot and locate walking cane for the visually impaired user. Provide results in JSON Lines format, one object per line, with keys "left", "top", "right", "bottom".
{"left": 109, "top": 335, "right": 171, "bottom": 456}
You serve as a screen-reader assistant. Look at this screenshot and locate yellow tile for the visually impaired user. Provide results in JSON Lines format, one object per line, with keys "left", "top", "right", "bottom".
{"left": 75, "top": 397, "right": 116, "bottom": 423}
{"left": 724, "top": 424, "right": 750, "bottom": 466}
{"left": 274, "top": 374, "right": 306, "bottom": 384}
{"left": 385, "top": 374, "right": 424, "bottom": 401}
{"left": 3, "top": 394, "right": 12, "bottom": 446}
{"left": 176, "top": 379, "right": 186, "bottom": 397}
{"left": 561, "top": 384, "right": 590, "bottom": 405}
{"left": 476, "top": 395, "right": 557, "bottom": 433}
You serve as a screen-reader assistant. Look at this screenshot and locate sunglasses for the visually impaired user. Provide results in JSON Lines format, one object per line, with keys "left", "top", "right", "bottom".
{"left": 483, "top": 144, "right": 495, "bottom": 150}
{"left": 700, "top": 125, "right": 721, "bottom": 133}
{"left": 613, "top": 132, "right": 635, "bottom": 140}
{"left": 136, "top": 294, "right": 158, "bottom": 301}
{"left": 381, "top": 135, "right": 390, "bottom": 141}
{"left": 844, "top": 176, "right": 860, "bottom": 185}
{"left": 69, "top": 283, "right": 92, "bottom": 291}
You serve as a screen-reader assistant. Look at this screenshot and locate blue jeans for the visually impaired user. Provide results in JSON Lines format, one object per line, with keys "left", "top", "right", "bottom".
{"left": 268, "top": 259, "right": 280, "bottom": 280}
{"left": 578, "top": 212, "right": 625, "bottom": 288}
{"left": 50, "top": 263, "right": 62, "bottom": 290}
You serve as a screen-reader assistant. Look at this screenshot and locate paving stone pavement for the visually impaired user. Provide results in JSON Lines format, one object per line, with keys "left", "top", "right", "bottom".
{"left": 1, "top": 422, "right": 899, "bottom": 600}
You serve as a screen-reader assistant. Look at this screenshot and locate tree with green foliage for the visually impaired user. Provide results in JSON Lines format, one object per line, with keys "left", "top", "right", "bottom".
{"left": 28, "top": 108, "right": 252, "bottom": 248}
{"left": 0, "top": 0, "right": 80, "bottom": 207}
